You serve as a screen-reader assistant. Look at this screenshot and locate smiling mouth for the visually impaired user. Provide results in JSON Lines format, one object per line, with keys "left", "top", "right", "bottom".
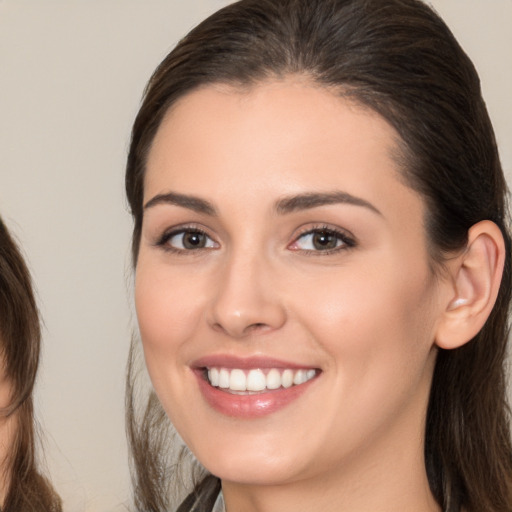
{"left": 205, "top": 367, "right": 318, "bottom": 394}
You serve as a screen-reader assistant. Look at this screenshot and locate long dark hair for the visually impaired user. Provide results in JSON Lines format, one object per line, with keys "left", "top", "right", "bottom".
{"left": 0, "top": 217, "right": 61, "bottom": 511}
{"left": 125, "top": 1, "right": 512, "bottom": 510}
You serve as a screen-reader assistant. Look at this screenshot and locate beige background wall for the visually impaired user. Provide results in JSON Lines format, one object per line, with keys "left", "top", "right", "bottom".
{"left": 0, "top": 1, "right": 510, "bottom": 511}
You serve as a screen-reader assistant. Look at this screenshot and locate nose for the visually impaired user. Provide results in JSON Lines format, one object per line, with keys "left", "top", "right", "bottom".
{"left": 207, "top": 252, "right": 287, "bottom": 338}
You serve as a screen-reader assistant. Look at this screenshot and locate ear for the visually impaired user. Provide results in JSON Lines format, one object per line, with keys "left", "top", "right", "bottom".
{"left": 435, "top": 220, "right": 505, "bottom": 350}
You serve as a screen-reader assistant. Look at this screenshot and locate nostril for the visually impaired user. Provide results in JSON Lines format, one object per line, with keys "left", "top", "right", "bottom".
{"left": 212, "top": 322, "right": 226, "bottom": 333}
{"left": 208, "top": 297, "right": 287, "bottom": 338}
{"left": 212, "top": 320, "right": 270, "bottom": 337}
{"left": 245, "top": 322, "right": 270, "bottom": 333}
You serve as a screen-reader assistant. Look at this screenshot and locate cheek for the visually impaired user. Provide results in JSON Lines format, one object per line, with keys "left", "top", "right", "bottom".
{"left": 291, "top": 257, "right": 437, "bottom": 373}
{"left": 134, "top": 262, "right": 202, "bottom": 364}
{"left": 294, "top": 261, "right": 438, "bottom": 438}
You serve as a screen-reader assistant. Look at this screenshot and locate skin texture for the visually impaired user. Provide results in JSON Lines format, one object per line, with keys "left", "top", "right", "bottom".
{"left": 134, "top": 81, "right": 454, "bottom": 511}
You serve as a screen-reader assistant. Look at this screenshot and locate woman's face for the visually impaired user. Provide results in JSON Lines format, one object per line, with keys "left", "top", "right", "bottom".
{"left": 135, "top": 81, "right": 448, "bottom": 486}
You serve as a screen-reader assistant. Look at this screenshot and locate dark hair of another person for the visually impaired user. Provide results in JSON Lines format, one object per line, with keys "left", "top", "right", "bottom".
{"left": 125, "top": 0, "right": 512, "bottom": 511}
{"left": 0, "top": 217, "right": 61, "bottom": 512}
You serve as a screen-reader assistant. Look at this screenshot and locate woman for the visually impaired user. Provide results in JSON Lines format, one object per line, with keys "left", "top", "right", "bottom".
{"left": 125, "top": 0, "right": 512, "bottom": 510}
{"left": 0, "top": 217, "right": 61, "bottom": 511}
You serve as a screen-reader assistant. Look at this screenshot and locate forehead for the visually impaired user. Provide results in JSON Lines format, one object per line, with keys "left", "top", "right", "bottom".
{"left": 144, "top": 80, "right": 423, "bottom": 225}
{"left": 150, "top": 80, "right": 398, "bottom": 161}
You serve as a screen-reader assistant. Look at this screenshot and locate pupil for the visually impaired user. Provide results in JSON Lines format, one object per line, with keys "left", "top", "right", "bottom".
{"left": 313, "top": 231, "right": 336, "bottom": 250}
{"left": 183, "top": 232, "right": 205, "bottom": 249}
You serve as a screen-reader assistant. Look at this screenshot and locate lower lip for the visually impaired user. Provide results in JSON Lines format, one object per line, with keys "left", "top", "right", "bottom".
{"left": 195, "top": 370, "right": 317, "bottom": 418}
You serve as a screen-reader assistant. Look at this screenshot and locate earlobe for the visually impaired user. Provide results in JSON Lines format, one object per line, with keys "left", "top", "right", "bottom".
{"left": 435, "top": 220, "right": 505, "bottom": 350}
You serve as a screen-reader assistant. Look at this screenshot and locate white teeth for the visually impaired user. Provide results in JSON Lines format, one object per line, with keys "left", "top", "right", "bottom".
{"left": 218, "top": 368, "right": 230, "bottom": 389}
{"left": 208, "top": 367, "right": 219, "bottom": 387}
{"left": 293, "top": 369, "right": 306, "bottom": 385}
{"left": 207, "top": 366, "right": 316, "bottom": 392}
{"left": 266, "top": 368, "right": 281, "bottom": 390}
{"left": 247, "top": 369, "right": 266, "bottom": 391}
{"left": 230, "top": 369, "right": 246, "bottom": 391}
{"left": 281, "top": 369, "right": 293, "bottom": 388}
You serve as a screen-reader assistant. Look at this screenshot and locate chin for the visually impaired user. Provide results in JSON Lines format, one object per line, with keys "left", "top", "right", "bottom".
{"left": 192, "top": 439, "right": 311, "bottom": 487}
{"left": 206, "top": 461, "right": 300, "bottom": 487}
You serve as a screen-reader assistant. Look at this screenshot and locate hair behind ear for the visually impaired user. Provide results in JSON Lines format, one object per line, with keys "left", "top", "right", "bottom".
{"left": 426, "top": 219, "right": 512, "bottom": 511}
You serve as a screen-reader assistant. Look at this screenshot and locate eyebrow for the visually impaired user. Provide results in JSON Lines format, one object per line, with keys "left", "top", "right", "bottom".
{"left": 144, "top": 192, "right": 217, "bottom": 216}
{"left": 275, "top": 191, "right": 381, "bottom": 216}
{"left": 143, "top": 190, "right": 381, "bottom": 217}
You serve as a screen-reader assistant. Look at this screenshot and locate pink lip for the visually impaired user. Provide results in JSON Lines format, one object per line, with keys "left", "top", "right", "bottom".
{"left": 192, "top": 354, "right": 311, "bottom": 370}
{"left": 191, "top": 355, "right": 320, "bottom": 419}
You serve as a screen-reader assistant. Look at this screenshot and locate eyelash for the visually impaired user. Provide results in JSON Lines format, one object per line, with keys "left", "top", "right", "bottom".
{"left": 288, "top": 225, "right": 356, "bottom": 255}
{"left": 155, "top": 225, "right": 218, "bottom": 254}
{"left": 155, "top": 224, "right": 356, "bottom": 255}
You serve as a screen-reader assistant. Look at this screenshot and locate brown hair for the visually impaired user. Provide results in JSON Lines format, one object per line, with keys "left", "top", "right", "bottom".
{"left": 125, "top": 0, "right": 512, "bottom": 510}
{"left": 0, "top": 217, "right": 61, "bottom": 511}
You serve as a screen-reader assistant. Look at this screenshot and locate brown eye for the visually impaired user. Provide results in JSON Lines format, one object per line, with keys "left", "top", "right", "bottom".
{"left": 289, "top": 227, "right": 355, "bottom": 253}
{"left": 311, "top": 230, "right": 339, "bottom": 250}
{"left": 182, "top": 231, "right": 208, "bottom": 249}
{"left": 163, "top": 229, "right": 217, "bottom": 251}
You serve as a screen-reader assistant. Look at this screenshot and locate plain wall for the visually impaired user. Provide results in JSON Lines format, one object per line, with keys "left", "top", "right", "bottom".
{"left": 0, "top": 1, "right": 510, "bottom": 511}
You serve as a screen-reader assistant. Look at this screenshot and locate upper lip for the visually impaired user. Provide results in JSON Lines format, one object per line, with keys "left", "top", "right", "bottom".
{"left": 191, "top": 354, "right": 319, "bottom": 370}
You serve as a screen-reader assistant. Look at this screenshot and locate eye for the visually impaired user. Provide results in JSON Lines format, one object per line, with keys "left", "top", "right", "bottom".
{"left": 289, "top": 227, "right": 355, "bottom": 253}
{"left": 159, "top": 228, "right": 218, "bottom": 251}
